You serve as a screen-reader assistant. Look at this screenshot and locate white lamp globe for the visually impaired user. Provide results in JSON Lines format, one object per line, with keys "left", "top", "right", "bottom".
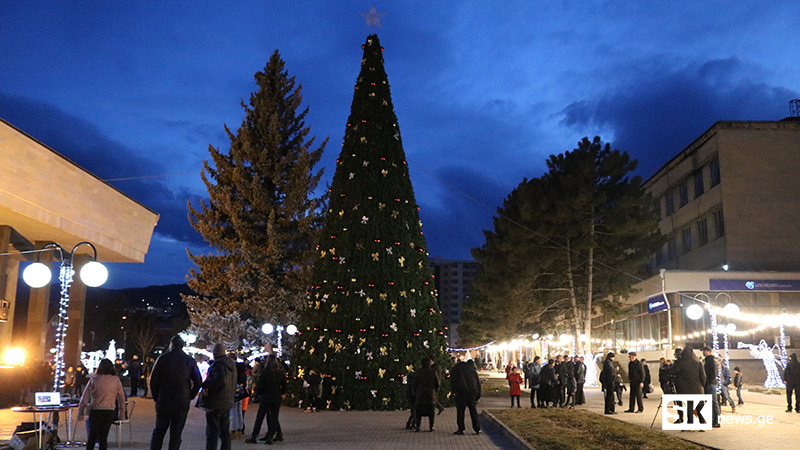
{"left": 80, "top": 261, "right": 108, "bottom": 287}
{"left": 686, "top": 304, "right": 704, "bottom": 321}
{"left": 722, "top": 303, "right": 740, "bottom": 316}
{"left": 559, "top": 333, "right": 571, "bottom": 343}
{"left": 715, "top": 324, "right": 727, "bottom": 334}
{"left": 23, "top": 262, "right": 52, "bottom": 288}
{"left": 726, "top": 323, "right": 737, "bottom": 334}
{"left": 262, "top": 323, "right": 274, "bottom": 335}
{"left": 531, "top": 334, "right": 539, "bottom": 340}
{"left": 286, "top": 324, "right": 298, "bottom": 335}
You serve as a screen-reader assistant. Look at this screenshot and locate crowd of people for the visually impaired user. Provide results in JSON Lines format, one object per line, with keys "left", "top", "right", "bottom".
{"left": 507, "top": 355, "right": 588, "bottom": 409}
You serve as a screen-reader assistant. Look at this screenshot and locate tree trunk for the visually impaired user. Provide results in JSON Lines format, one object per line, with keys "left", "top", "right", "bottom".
{"left": 564, "top": 237, "right": 582, "bottom": 349}
{"left": 584, "top": 215, "right": 595, "bottom": 356}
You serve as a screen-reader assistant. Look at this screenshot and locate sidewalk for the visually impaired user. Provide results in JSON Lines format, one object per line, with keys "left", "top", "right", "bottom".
{"left": 0, "top": 395, "right": 517, "bottom": 449}
{"left": 569, "top": 387, "right": 799, "bottom": 450}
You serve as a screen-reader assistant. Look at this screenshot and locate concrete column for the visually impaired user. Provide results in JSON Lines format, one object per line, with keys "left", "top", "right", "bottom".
{"left": 64, "top": 254, "right": 89, "bottom": 369}
{"left": 25, "top": 241, "right": 55, "bottom": 361}
{"left": 0, "top": 226, "right": 21, "bottom": 353}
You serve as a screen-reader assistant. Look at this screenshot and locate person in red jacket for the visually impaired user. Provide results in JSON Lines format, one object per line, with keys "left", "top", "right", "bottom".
{"left": 507, "top": 367, "right": 523, "bottom": 408}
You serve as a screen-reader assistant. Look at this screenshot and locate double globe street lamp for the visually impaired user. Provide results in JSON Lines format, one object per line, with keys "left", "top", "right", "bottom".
{"left": 23, "top": 242, "right": 108, "bottom": 391}
{"left": 261, "top": 323, "right": 297, "bottom": 358}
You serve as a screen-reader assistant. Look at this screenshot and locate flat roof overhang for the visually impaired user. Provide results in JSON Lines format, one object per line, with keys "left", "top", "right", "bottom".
{"left": 0, "top": 118, "right": 158, "bottom": 263}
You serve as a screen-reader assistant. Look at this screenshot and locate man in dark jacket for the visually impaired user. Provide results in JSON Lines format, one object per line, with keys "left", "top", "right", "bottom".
{"left": 625, "top": 352, "right": 645, "bottom": 413}
{"left": 574, "top": 356, "right": 586, "bottom": 405}
{"left": 783, "top": 353, "right": 800, "bottom": 412}
{"left": 599, "top": 352, "right": 617, "bottom": 414}
{"left": 150, "top": 335, "right": 202, "bottom": 450}
{"left": 539, "top": 359, "right": 557, "bottom": 408}
{"left": 528, "top": 356, "right": 542, "bottom": 408}
{"left": 641, "top": 358, "right": 651, "bottom": 399}
{"left": 202, "top": 344, "right": 237, "bottom": 450}
{"left": 556, "top": 355, "right": 571, "bottom": 407}
{"left": 451, "top": 359, "right": 482, "bottom": 435}
{"left": 247, "top": 355, "right": 287, "bottom": 444}
{"left": 702, "top": 346, "right": 720, "bottom": 428}
{"left": 129, "top": 355, "right": 142, "bottom": 397}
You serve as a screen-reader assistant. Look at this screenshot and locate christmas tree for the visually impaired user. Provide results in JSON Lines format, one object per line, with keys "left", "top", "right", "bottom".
{"left": 185, "top": 50, "right": 327, "bottom": 346}
{"left": 292, "top": 34, "right": 449, "bottom": 410}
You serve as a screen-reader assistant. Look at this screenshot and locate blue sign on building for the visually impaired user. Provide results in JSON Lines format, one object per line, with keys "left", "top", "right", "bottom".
{"left": 647, "top": 297, "right": 669, "bottom": 314}
{"left": 709, "top": 279, "right": 800, "bottom": 291}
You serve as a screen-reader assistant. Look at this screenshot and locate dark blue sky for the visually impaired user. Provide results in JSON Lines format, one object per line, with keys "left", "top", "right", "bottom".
{"left": 1, "top": 2, "right": 798, "bottom": 288}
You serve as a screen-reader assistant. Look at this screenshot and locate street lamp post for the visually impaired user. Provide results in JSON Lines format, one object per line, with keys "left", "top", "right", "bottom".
{"left": 261, "top": 323, "right": 298, "bottom": 358}
{"left": 23, "top": 242, "right": 108, "bottom": 392}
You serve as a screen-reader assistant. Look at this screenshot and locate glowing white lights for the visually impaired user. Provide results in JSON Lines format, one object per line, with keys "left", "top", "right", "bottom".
{"left": 262, "top": 323, "right": 275, "bottom": 335}
{"left": 22, "top": 262, "right": 52, "bottom": 288}
{"left": 686, "top": 304, "right": 704, "bottom": 320}
{"left": 286, "top": 324, "right": 298, "bottom": 335}
{"left": 80, "top": 261, "right": 108, "bottom": 287}
{"left": 722, "top": 303, "right": 740, "bottom": 316}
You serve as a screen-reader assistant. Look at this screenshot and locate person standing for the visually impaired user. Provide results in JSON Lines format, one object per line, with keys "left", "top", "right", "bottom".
{"left": 128, "top": 356, "right": 142, "bottom": 397}
{"left": 783, "top": 353, "right": 800, "bottom": 413}
{"left": 528, "top": 356, "right": 542, "bottom": 408}
{"left": 413, "top": 357, "right": 440, "bottom": 432}
{"left": 522, "top": 358, "right": 530, "bottom": 389}
{"left": 202, "top": 344, "right": 237, "bottom": 450}
{"left": 599, "top": 352, "right": 617, "bottom": 415}
{"left": 718, "top": 360, "right": 736, "bottom": 413}
{"left": 574, "top": 356, "right": 586, "bottom": 405}
{"left": 450, "top": 359, "right": 482, "bottom": 435}
{"left": 641, "top": 358, "right": 651, "bottom": 399}
{"left": 539, "top": 359, "right": 557, "bottom": 408}
{"left": 303, "top": 369, "right": 322, "bottom": 412}
{"left": 507, "top": 367, "right": 523, "bottom": 408}
{"left": 702, "top": 347, "right": 721, "bottom": 428}
{"left": 733, "top": 367, "right": 744, "bottom": 406}
{"left": 246, "top": 355, "right": 286, "bottom": 444}
{"left": 625, "top": 352, "right": 645, "bottom": 413}
{"left": 149, "top": 334, "right": 202, "bottom": 450}
{"left": 78, "top": 359, "right": 127, "bottom": 450}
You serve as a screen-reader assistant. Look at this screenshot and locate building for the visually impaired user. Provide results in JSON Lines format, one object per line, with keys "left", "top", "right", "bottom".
{"left": 592, "top": 118, "right": 800, "bottom": 384}
{"left": 430, "top": 258, "right": 480, "bottom": 348}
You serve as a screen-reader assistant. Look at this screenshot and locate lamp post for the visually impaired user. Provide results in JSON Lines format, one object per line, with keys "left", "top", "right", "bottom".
{"left": 23, "top": 242, "right": 108, "bottom": 392}
{"left": 261, "top": 323, "right": 298, "bottom": 358}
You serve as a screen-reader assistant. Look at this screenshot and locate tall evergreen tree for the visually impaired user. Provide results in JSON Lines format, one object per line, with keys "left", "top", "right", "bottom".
{"left": 461, "top": 137, "right": 662, "bottom": 352}
{"left": 184, "top": 51, "right": 327, "bottom": 345}
{"left": 292, "top": 35, "right": 449, "bottom": 411}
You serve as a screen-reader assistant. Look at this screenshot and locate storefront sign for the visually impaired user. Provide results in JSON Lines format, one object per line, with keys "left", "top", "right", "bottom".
{"left": 709, "top": 279, "right": 800, "bottom": 291}
{"left": 647, "top": 297, "right": 669, "bottom": 314}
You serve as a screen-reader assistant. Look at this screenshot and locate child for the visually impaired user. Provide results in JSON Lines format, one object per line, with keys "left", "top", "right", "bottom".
{"left": 507, "top": 366, "right": 523, "bottom": 408}
{"left": 733, "top": 367, "right": 744, "bottom": 405}
{"left": 614, "top": 373, "right": 627, "bottom": 406}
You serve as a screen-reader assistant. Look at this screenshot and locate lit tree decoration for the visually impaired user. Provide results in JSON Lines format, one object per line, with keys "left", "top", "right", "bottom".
{"left": 52, "top": 264, "right": 74, "bottom": 391}
{"left": 738, "top": 340, "right": 786, "bottom": 389}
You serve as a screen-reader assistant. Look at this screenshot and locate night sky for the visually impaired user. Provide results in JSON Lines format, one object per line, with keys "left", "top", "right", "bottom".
{"left": 1, "top": 2, "right": 798, "bottom": 288}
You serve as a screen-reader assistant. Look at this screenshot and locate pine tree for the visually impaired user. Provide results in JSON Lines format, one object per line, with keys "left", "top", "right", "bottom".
{"left": 184, "top": 51, "right": 327, "bottom": 345}
{"left": 292, "top": 35, "right": 449, "bottom": 411}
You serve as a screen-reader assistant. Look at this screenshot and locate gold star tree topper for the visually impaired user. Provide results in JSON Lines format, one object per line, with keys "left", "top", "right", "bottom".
{"left": 360, "top": 6, "right": 386, "bottom": 31}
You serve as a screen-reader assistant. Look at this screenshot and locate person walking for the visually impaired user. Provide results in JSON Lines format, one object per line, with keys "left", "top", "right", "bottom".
{"left": 562, "top": 359, "right": 576, "bottom": 408}
{"left": 450, "top": 359, "right": 481, "bottom": 435}
{"left": 507, "top": 366, "right": 523, "bottom": 408}
{"left": 149, "top": 334, "right": 202, "bottom": 450}
{"left": 701, "top": 347, "right": 721, "bottom": 428}
{"left": 202, "top": 344, "right": 237, "bottom": 450}
{"left": 625, "top": 352, "right": 645, "bottom": 413}
{"left": 529, "top": 356, "right": 542, "bottom": 408}
{"left": 574, "top": 356, "right": 586, "bottom": 405}
{"left": 599, "top": 352, "right": 617, "bottom": 415}
{"left": 78, "top": 359, "right": 127, "bottom": 450}
{"left": 783, "top": 353, "right": 800, "bottom": 413}
{"left": 413, "top": 357, "right": 440, "bottom": 432}
{"left": 718, "top": 360, "right": 736, "bottom": 413}
{"left": 128, "top": 356, "right": 142, "bottom": 397}
{"left": 540, "top": 358, "right": 557, "bottom": 408}
{"left": 641, "top": 358, "right": 652, "bottom": 399}
{"left": 246, "top": 355, "right": 286, "bottom": 444}
{"left": 733, "top": 367, "right": 744, "bottom": 406}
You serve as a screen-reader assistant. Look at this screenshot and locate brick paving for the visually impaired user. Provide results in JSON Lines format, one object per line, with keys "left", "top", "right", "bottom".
{"left": 3, "top": 381, "right": 798, "bottom": 449}
{"left": 0, "top": 395, "right": 515, "bottom": 449}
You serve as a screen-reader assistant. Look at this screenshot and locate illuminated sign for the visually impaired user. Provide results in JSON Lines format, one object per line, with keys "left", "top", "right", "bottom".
{"left": 647, "top": 297, "right": 669, "bottom": 314}
{"left": 710, "top": 280, "right": 800, "bottom": 291}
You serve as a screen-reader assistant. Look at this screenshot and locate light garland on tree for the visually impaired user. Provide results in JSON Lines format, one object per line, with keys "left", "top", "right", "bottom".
{"left": 52, "top": 264, "right": 73, "bottom": 392}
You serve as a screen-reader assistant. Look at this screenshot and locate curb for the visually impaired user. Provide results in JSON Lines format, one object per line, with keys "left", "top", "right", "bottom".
{"left": 480, "top": 410, "right": 534, "bottom": 450}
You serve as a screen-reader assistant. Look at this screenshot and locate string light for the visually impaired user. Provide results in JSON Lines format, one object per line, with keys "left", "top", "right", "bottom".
{"left": 52, "top": 264, "right": 73, "bottom": 391}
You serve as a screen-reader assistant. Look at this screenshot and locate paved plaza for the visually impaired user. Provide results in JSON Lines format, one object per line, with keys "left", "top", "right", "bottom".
{"left": 2, "top": 378, "right": 799, "bottom": 449}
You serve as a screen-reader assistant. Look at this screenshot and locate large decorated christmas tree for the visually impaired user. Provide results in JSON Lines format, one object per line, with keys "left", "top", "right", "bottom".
{"left": 292, "top": 34, "right": 450, "bottom": 410}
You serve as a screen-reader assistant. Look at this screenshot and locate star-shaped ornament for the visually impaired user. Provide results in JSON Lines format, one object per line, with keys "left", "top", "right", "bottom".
{"left": 359, "top": 6, "right": 387, "bottom": 30}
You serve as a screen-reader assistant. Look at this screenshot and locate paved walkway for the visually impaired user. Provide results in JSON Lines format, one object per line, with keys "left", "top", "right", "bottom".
{"left": 0, "top": 395, "right": 515, "bottom": 449}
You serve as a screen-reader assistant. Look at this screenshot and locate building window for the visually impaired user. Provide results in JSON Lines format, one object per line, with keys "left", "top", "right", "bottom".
{"left": 681, "top": 228, "right": 692, "bottom": 254}
{"left": 713, "top": 209, "right": 725, "bottom": 239}
{"left": 693, "top": 170, "right": 704, "bottom": 198}
{"left": 710, "top": 158, "right": 721, "bottom": 187}
{"left": 679, "top": 181, "right": 689, "bottom": 207}
{"left": 665, "top": 191, "right": 675, "bottom": 216}
{"left": 667, "top": 235, "right": 677, "bottom": 260}
{"left": 697, "top": 218, "right": 708, "bottom": 246}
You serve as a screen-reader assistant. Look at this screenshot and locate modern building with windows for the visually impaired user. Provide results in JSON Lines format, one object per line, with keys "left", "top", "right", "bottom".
{"left": 591, "top": 117, "right": 800, "bottom": 383}
{"left": 430, "top": 257, "right": 480, "bottom": 348}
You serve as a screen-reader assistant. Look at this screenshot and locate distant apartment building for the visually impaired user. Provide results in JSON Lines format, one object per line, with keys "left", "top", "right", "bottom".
{"left": 430, "top": 258, "right": 480, "bottom": 348}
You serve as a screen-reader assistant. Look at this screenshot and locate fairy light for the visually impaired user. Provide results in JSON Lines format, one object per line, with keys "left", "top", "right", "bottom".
{"left": 738, "top": 340, "right": 786, "bottom": 388}
{"left": 52, "top": 264, "right": 74, "bottom": 392}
